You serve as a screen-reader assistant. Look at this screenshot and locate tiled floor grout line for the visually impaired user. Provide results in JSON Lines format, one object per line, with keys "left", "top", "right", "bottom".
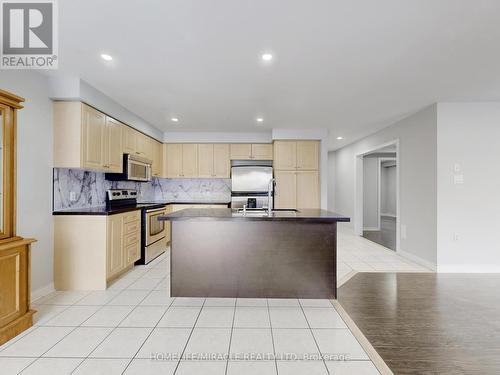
{"left": 266, "top": 299, "right": 279, "bottom": 375}
{"left": 298, "top": 299, "right": 331, "bottom": 375}
{"left": 223, "top": 299, "right": 238, "bottom": 375}
{"left": 68, "top": 286, "right": 160, "bottom": 374}
{"left": 172, "top": 298, "right": 206, "bottom": 374}
{"left": 120, "top": 293, "right": 177, "bottom": 374}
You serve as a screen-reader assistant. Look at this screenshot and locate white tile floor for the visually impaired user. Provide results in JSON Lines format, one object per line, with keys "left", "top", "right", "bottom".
{"left": 0, "top": 249, "right": 383, "bottom": 375}
{"left": 0, "top": 229, "right": 429, "bottom": 374}
{"left": 337, "top": 226, "right": 431, "bottom": 285}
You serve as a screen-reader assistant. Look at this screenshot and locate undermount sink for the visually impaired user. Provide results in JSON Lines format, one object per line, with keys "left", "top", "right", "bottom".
{"left": 233, "top": 208, "right": 299, "bottom": 216}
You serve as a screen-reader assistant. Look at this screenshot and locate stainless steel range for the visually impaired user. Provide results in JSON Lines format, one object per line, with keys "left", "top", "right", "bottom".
{"left": 106, "top": 189, "right": 167, "bottom": 264}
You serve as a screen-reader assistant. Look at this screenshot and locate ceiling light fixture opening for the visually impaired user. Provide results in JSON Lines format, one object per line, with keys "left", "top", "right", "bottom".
{"left": 100, "top": 54, "right": 113, "bottom": 61}
{"left": 261, "top": 53, "right": 273, "bottom": 62}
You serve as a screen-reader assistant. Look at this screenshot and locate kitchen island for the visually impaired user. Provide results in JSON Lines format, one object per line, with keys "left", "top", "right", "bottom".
{"left": 160, "top": 208, "right": 349, "bottom": 299}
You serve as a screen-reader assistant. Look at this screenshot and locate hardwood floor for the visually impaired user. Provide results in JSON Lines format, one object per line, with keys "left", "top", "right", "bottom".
{"left": 338, "top": 272, "right": 500, "bottom": 375}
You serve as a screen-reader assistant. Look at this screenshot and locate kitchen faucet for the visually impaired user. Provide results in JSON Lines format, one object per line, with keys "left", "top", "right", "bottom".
{"left": 267, "top": 178, "right": 275, "bottom": 217}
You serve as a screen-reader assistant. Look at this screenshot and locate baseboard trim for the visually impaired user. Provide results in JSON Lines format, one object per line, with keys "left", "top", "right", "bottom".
{"left": 437, "top": 264, "right": 500, "bottom": 273}
{"left": 397, "top": 249, "right": 436, "bottom": 271}
{"left": 363, "top": 227, "right": 380, "bottom": 232}
{"left": 31, "top": 282, "right": 55, "bottom": 303}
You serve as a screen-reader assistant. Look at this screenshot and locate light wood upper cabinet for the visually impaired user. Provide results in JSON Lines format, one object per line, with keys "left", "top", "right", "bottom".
{"left": 230, "top": 143, "right": 273, "bottom": 160}
{"left": 230, "top": 144, "right": 252, "bottom": 159}
{"left": 165, "top": 144, "right": 183, "bottom": 178}
{"left": 273, "top": 140, "right": 319, "bottom": 170}
{"left": 122, "top": 126, "right": 137, "bottom": 154}
{"left": 251, "top": 144, "right": 273, "bottom": 160}
{"left": 81, "top": 104, "right": 105, "bottom": 170}
{"left": 104, "top": 117, "right": 123, "bottom": 173}
{"left": 275, "top": 170, "right": 297, "bottom": 209}
{"left": 213, "top": 144, "right": 230, "bottom": 178}
{"left": 152, "top": 140, "right": 163, "bottom": 177}
{"left": 198, "top": 144, "right": 215, "bottom": 178}
{"left": 296, "top": 141, "right": 319, "bottom": 170}
{"left": 198, "top": 144, "right": 230, "bottom": 178}
{"left": 136, "top": 133, "right": 153, "bottom": 160}
{"left": 165, "top": 143, "right": 198, "bottom": 178}
{"left": 182, "top": 144, "right": 198, "bottom": 177}
{"left": 296, "top": 171, "right": 320, "bottom": 209}
{"left": 273, "top": 141, "right": 297, "bottom": 170}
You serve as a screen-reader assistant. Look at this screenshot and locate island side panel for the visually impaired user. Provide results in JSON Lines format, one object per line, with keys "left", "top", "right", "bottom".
{"left": 170, "top": 220, "right": 337, "bottom": 299}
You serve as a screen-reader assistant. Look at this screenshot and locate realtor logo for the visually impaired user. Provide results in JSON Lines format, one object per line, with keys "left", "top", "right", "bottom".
{"left": 1, "top": 0, "right": 58, "bottom": 69}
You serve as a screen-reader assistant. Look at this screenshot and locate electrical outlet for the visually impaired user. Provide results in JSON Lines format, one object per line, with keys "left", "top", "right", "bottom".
{"left": 69, "top": 191, "right": 77, "bottom": 202}
{"left": 401, "top": 224, "right": 407, "bottom": 240}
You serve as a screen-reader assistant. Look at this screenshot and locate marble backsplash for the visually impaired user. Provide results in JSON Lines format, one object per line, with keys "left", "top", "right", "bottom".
{"left": 53, "top": 168, "right": 232, "bottom": 211}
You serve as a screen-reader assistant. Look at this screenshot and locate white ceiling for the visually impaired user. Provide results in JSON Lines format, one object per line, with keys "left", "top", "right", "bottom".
{"left": 53, "top": 0, "right": 500, "bottom": 149}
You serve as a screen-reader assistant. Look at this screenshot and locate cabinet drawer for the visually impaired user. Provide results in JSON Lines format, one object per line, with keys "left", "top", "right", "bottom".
{"left": 124, "top": 232, "right": 140, "bottom": 247}
{"left": 124, "top": 220, "right": 140, "bottom": 235}
{"left": 122, "top": 210, "right": 140, "bottom": 224}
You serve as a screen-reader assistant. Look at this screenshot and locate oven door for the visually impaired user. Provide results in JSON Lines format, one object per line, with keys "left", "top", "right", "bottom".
{"left": 145, "top": 208, "right": 166, "bottom": 245}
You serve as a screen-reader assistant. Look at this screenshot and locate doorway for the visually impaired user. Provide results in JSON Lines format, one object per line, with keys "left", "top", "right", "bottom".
{"left": 355, "top": 140, "right": 399, "bottom": 251}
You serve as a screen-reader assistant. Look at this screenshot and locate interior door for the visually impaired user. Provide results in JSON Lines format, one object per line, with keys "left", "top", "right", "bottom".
{"left": 198, "top": 144, "right": 214, "bottom": 177}
{"left": 296, "top": 170, "right": 320, "bottom": 209}
{"left": 275, "top": 170, "right": 297, "bottom": 209}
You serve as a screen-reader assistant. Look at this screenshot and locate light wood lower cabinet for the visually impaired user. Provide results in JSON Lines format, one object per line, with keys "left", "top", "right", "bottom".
{"left": 54, "top": 210, "right": 141, "bottom": 290}
{"left": 274, "top": 170, "right": 320, "bottom": 209}
{"left": 0, "top": 239, "right": 36, "bottom": 345}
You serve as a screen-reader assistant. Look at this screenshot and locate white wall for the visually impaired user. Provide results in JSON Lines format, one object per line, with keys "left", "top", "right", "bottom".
{"left": 437, "top": 103, "right": 500, "bottom": 272}
{"left": 381, "top": 165, "right": 397, "bottom": 216}
{"left": 1, "top": 71, "right": 54, "bottom": 297}
{"left": 363, "top": 157, "right": 379, "bottom": 229}
{"left": 333, "top": 105, "right": 437, "bottom": 267}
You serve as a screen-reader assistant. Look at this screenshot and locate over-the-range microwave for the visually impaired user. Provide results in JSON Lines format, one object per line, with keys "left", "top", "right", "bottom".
{"left": 105, "top": 153, "right": 152, "bottom": 182}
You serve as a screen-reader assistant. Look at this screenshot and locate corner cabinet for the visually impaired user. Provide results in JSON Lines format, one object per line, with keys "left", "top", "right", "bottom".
{"left": 54, "top": 102, "right": 123, "bottom": 172}
{"left": 54, "top": 210, "right": 141, "bottom": 290}
{"left": 273, "top": 140, "right": 320, "bottom": 209}
{"left": 0, "top": 90, "right": 37, "bottom": 346}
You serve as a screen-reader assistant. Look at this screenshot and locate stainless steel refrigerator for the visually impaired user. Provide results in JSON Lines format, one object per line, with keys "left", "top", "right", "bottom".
{"left": 230, "top": 160, "right": 273, "bottom": 209}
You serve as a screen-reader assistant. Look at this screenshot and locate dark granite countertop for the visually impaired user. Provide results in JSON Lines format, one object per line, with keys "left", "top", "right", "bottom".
{"left": 52, "top": 201, "right": 231, "bottom": 216}
{"left": 159, "top": 208, "right": 350, "bottom": 223}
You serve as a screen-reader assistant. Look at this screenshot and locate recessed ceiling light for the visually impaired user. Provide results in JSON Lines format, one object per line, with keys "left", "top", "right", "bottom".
{"left": 256, "top": 117, "right": 264, "bottom": 123}
{"left": 336, "top": 136, "right": 344, "bottom": 140}
{"left": 261, "top": 53, "right": 273, "bottom": 62}
{"left": 171, "top": 117, "right": 179, "bottom": 123}
{"left": 100, "top": 54, "right": 113, "bottom": 61}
